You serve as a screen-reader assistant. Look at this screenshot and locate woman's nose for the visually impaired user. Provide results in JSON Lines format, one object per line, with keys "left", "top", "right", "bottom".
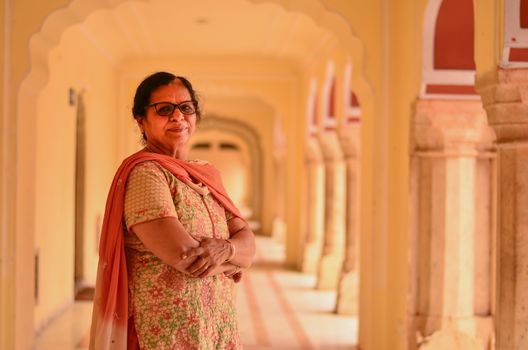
{"left": 170, "top": 109, "right": 184, "bottom": 121}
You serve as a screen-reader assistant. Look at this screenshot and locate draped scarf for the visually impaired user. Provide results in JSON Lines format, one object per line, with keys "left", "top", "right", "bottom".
{"left": 89, "top": 151, "right": 245, "bottom": 350}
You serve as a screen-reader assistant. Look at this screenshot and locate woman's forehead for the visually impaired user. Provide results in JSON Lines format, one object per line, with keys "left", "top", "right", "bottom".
{"left": 151, "top": 81, "right": 190, "bottom": 101}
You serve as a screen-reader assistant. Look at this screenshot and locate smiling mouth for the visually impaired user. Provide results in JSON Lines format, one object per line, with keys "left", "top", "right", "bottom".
{"left": 168, "top": 127, "right": 188, "bottom": 133}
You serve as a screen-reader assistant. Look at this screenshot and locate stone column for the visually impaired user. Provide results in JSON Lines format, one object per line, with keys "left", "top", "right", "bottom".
{"left": 335, "top": 125, "right": 361, "bottom": 315}
{"left": 409, "top": 99, "right": 495, "bottom": 350}
{"left": 478, "top": 68, "right": 528, "bottom": 350}
{"left": 299, "top": 138, "right": 325, "bottom": 273}
{"left": 316, "top": 132, "right": 346, "bottom": 290}
{"left": 272, "top": 149, "right": 287, "bottom": 242}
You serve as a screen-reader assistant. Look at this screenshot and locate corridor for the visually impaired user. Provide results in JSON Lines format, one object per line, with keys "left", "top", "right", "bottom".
{"left": 34, "top": 236, "right": 357, "bottom": 350}
{"left": 4, "top": 0, "right": 519, "bottom": 349}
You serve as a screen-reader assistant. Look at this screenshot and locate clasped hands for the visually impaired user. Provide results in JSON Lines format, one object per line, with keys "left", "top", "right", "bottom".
{"left": 180, "top": 237, "right": 236, "bottom": 278}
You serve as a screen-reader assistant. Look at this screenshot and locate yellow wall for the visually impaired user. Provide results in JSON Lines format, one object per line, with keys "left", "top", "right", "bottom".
{"left": 33, "top": 24, "right": 119, "bottom": 329}
{"left": 0, "top": 0, "right": 15, "bottom": 348}
{"left": 384, "top": 1, "right": 425, "bottom": 348}
{"left": 474, "top": 0, "right": 503, "bottom": 87}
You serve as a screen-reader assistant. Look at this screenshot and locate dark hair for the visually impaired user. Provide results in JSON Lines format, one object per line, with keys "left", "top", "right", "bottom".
{"left": 132, "top": 71, "right": 201, "bottom": 122}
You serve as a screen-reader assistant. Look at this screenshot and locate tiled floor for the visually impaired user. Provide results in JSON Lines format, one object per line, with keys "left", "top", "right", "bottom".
{"left": 34, "top": 236, "right": 357, "bottom": 349}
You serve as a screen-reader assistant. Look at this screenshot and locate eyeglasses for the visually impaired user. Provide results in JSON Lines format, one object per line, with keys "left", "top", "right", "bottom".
{"left": 147, "top": 100, "right": 197, "bottom": 116}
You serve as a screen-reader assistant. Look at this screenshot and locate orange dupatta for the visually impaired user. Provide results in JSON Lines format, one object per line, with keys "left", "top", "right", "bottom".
{"left": 89, "top": 151, "right": 245, "bottom": 350}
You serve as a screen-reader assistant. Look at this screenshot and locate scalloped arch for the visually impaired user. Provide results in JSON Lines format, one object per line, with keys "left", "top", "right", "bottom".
{"left": 21, "top": 0, "right": 372, "bottom": 116}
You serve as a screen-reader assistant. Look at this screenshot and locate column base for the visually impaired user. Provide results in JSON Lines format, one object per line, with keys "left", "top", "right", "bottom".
{"left": 414, "top": 315, "right": 493, "bottom": 350}
{"left": 271, "top": 217, "right": 286, "bottom": 243}
{"left": 316, "top": 253, "right": 343, "bottom": 290}
{"left": 335, "top": 270, "right": 358, "bottom": 315}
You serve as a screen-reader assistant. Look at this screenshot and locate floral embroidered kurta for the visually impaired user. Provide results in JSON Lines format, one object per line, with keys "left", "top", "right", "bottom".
{"left": 123, "top": 161, "right": 240, "bottom": 350}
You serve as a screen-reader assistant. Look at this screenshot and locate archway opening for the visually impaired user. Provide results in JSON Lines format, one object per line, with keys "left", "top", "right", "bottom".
{"left": 15, "top": 1, "right": 371, "bottom": 348}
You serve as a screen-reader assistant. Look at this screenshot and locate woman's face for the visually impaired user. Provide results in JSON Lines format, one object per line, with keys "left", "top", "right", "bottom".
{"left": 138, "top": 80, "right": 197, "bottom": 157}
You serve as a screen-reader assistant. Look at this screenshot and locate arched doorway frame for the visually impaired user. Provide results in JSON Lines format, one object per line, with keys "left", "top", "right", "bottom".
{"left": 191, "top": 115, "right": 264, "bottom": 231}
{"left": 2, "top": 1, "right": 375, "bottom": 349}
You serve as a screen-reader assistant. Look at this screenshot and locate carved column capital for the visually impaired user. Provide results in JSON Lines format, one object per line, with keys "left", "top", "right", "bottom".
{"left": 477, "top": 68, "right": 528, "bottom": 142}
{"left": 412, "top": 99, "right": 495, "bottom": 152}
{"left": 337, "top": 125, "right": 361, "bottom": 159}
{"left": 317, "top": 132, "right": 345, "bottom": 162}
{"left": 305, "top": 137, "right": 324, "bottom": 164}
{"left": 477, "top": 67, "right": 528, "bottom": 350}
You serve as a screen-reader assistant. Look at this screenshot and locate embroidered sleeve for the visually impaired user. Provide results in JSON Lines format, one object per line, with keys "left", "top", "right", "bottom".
{"left": 124, "top": 161, "right": 177, "bottom": 230}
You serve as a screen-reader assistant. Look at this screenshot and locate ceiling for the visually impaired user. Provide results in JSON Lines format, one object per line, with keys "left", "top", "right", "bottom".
{"left": 77, "top": 0, "right": 334, "bottom": 66}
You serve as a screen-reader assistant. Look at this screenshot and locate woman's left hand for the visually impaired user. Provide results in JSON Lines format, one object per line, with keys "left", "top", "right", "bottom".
{"left": 182, "top": 237, "right": 231, "bottom": 277}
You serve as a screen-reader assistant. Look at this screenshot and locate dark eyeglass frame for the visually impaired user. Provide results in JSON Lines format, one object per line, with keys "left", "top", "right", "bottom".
{"left": 146, "top": 100, "right": 197, "bottom": 116}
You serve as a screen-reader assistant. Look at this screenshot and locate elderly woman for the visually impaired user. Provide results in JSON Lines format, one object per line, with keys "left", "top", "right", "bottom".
{"left": 90, "top": 72, "right": 256, "bottom": 350}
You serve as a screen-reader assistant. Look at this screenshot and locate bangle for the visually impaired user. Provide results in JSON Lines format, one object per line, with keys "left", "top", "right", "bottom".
{"left": 225, "top": 239, "right": 236, "bottom": 262}
{"left": 232, "top": 269, "right": 242, "bottom": 283}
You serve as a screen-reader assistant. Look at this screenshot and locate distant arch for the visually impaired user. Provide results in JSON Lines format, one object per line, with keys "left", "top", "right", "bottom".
{"left": 191, "top": 115, "right": 263, "bottom": 226}
{"left": 323, "top": 61, "right": 337, "bottom": 130}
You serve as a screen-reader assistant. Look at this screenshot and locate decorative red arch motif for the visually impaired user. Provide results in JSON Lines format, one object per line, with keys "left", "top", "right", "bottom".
{"left": 521, "top": 0, "right": 528, "bottom": 28}
{"left": 351, "top": 92, "right": 360, "bottom": 107}
{"left": 434, "top": 0, "right": 475, "bottom": 70}
{"left": 422, "top": 0, "right": 477, "bottom": 97}
{"left": 310, "top": 98, "right": 318, "bottom": 136}
{"left": 328, "top": 77, "right": 336, "bottom": 119}
{"left": 346, "top": 91, "right": 361, "bottom": 123}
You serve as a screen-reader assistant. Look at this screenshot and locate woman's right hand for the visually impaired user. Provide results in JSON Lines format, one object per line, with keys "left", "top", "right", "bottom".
{"left": 172, "top": 254, "right": 200, "bottom": 276}
{"left": 176, "top": 256, "right": 239, "bottom": 279}
{"left": 182, "top": 237, "right": 232, "bottom": 277}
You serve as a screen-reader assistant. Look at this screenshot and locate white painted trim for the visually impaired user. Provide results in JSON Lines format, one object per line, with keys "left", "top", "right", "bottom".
{"left": 306, "top": 78, "right": 317, "bottom": 136}
{"left": 346, "top": 106, "right": 362, "bottom": 117}
{"left": 502, "top": 0, "right": 528, "bottom": 67}
{"left": 323, "top": 118, "right": 337, "bottom": 130}
{"left": 419, "top": 69, "right": 478, "bottom": 99}
{"left": 423, "top": 69, "right": 476, "bottom": 85}
{"left": 342, "top": 61, "right": 361, "bottom": 120}
{"left": 504, "top": 0, "right": 528, "bottom": 45}
{"left": 322, "top": 60, "right": 335, "bottom": 129}
{"left": 343, "top": 61, "right": 352, "bottom": 107}
{"left": 422, "top": 0, "right": 443, "bottom": 76}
